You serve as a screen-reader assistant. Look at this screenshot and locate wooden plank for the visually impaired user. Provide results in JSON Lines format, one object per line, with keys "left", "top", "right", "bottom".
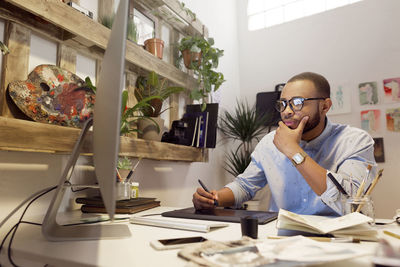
{"left": 119, "top": 135, "right": 205, "bottom": 162}
{"left": 0, "top": 117, "right": 206, "bottom": 162}
{"left": 0, "top": 1, "right": 69, "bottom": 42}
{"left": 1, "top": 22, "right": 30, "bottom": 117}
{"left": 57, "top": 43, "right": 77, "bottom": 73}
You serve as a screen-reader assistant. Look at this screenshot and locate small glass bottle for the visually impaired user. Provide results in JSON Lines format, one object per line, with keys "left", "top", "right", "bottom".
{"left": 130, "top": 182, "right": 139, "bottom": 199}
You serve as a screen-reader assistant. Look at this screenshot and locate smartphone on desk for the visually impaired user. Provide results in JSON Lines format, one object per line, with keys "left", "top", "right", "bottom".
{"left": 150, "top": 236, "right": 207, "bottom": 250}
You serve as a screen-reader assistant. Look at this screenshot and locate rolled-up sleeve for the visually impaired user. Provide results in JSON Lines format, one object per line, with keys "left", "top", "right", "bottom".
{"left": 225, "top": 151, "right": 268, "bottom": 207}
{"left": 320, "top": 131, "right": 376, "bottom": 215}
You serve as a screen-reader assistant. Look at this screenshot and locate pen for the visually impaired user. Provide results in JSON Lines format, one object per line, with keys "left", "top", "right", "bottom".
{"left": 327, "top": 173, "right": 348, "bottom": 196}
{"left": 198, "top": 179, "right": 218, "bottom": 206}
{"left": 126, "top": 158, "right": 141, "bottom": 182}
{"left": 267, "top": 236, "right": 360, "bottom": 243}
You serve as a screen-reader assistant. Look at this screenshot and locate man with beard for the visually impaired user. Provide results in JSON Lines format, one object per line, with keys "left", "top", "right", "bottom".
{"left": 193, "top": 72, "right": 376, "bottom": 216}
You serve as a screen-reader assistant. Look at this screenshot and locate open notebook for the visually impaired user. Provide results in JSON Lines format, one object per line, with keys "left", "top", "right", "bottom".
{"left": 130, "top": 216, "right": 228, "bottom": 233}
{"left": 277, "top": 209, "right": 378, "bottom": 241}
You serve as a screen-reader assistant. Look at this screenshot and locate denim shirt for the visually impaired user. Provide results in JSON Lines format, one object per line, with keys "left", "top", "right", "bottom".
{"left": 225, "top": 119, "right": 376, "bottom": 216}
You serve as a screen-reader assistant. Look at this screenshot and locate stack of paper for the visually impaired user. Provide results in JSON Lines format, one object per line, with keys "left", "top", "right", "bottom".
{"left": 277, "top": 209, "right": 378, "bottom": 241}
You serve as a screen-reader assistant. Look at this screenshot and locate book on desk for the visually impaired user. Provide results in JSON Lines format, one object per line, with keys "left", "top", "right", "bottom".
{"left": 277, "top": 209, "right": 378, "bottom": 241}
{"left": 75, "top": 196, "right": 160, "bottom": 214}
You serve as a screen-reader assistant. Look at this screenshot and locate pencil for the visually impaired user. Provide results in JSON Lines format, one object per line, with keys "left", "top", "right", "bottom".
{"left": 355, "top": 164, "right": 372, "bottom": 198}
{"left": 355, "top": 169, "right": 383, "bottom": 212}
{"left": 267, "top": 236, "right": 360, "bottom": 243}
{"left": 116, "top": 168, "right": 123, "bottom": 182}
{"left": 383, "top": 230, "right": 400, "bottom": 240}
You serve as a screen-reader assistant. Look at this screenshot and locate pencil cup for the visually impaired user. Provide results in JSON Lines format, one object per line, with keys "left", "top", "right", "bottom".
{"left": 117, "top": 181, "right": 130, "bottom": 200}
{"left": 240, "top": 216, "right": 258, "bottom": 239}
{"left": 342, "top": 196, "right": 375, "bottom": 223}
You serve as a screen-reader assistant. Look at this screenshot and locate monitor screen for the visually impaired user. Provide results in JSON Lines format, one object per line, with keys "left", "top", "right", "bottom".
{"left": 42, "top": 0, "right": 131, "bottom": 241}
{"left": 256, "top": 91, "right": 281, "bottom": 127}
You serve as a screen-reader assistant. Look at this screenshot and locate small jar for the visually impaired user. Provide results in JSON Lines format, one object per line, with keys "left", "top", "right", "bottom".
{"left": 130, "top": 182, "right": 139, "bottom": 199}
{"left": 342, "top": 195, "right": 375, "bottom": 223}
{"left": 117, "top": 181, "right": 130, "bottom": 200}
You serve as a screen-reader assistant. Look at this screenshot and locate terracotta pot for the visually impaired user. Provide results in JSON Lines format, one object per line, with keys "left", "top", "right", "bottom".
{"left": 182, "top": 49, "right": 202, "bottom": 69}
{"left": 144, "top": 38, "right": 164, "bottom": 59}
{"left": 138, "top": 117, "right": 164, "bottom": 141}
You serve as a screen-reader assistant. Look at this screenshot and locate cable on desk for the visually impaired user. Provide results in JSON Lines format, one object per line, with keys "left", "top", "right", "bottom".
{"left": 0, "top": 186, "right": 56, "bottom": 267}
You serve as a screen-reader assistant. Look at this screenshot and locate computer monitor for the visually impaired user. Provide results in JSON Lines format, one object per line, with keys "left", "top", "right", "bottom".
{"left": 42, "top": 0, "right": 131, "bottom": 241}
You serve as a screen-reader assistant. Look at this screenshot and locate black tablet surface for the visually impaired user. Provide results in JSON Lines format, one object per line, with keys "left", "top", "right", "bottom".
{"left": 161, "top": 207, "right": 278, "bottom": 225}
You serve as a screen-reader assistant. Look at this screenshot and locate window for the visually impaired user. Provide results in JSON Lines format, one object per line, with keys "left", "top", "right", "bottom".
{"left": 248, "top": 0, "right": 363, "bottom": 31}
{"left": 134, "top": 8, "right": 154, "bottom": 45}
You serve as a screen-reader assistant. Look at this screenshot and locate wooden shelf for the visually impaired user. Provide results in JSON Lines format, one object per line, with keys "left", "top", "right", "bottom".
{"left": 0, "top": 117, "right": 207, "bottom": 162}
{"left": 1, "top": 0, "right": 198, "bottom": 89}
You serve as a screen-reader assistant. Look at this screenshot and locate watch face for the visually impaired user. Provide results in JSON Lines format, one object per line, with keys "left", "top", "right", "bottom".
{"left": 293, "top": 153, "right": 304, "bottom": 164}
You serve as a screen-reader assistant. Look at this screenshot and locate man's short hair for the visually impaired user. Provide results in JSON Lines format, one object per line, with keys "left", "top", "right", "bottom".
{"left": 287, "top": 72, "right": 330, "bottom": 98}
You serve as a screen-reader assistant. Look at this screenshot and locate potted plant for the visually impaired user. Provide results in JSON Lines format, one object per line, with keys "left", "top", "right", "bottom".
{"left": 178, "top": 36, "right": 225, "bottom": 110}
{"left": 134, "top": 71, "right": 184, "bottom": 141}
{"left": 144, "top": 32, "right": 164, "bottom": 60}
{"left": 85, "top": 77, "right": 161, "bottom": 136}
{"left": 219, "top": 100, "right": 270, "bottom": 177}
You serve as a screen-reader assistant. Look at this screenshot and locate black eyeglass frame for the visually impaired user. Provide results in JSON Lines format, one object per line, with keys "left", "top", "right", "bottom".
{"left": 275, "top": 97, "right": 327, "bottom": 112}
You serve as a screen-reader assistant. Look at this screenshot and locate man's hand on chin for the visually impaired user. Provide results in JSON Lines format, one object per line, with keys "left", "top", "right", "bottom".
{"left": 273, "top": 116, "right": 309, "bottom": 157}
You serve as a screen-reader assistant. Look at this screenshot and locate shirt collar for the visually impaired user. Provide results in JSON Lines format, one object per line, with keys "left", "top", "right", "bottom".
{"left": 300, "top": 117, "right": 332, "bottom": 149}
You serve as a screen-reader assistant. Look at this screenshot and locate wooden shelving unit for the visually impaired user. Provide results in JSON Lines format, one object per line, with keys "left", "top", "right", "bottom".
{"left": 0, "top": 0, "right": 208, "bottom": 162}
{"left": 0, "top": 117, "right": 207, "bottom": 162}
{"left": 0, "top": 0, "right": 198, "bottom": 88}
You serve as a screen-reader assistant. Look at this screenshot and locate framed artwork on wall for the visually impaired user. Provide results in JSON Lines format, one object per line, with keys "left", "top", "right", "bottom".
{"left": 383, "top": 77, "right": 400, "bottom": 103}
{"left": 386, "top": 107, "right": 400, "bottom": 132}
{"left": 360, "top": 110, "right": 381, "bottom": 132}
{"left": 373, "top": 137, "right": 385, "bottom": 163}
{"left": 329, "top": 84, "right": 351, "bottom": 115}
{"left": 359, "top": 81, "right": 379, "bottom": 105}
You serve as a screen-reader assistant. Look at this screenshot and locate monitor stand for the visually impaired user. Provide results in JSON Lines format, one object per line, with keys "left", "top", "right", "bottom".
{"left": 42, "top": 118, "right": 131, "bottom": 241}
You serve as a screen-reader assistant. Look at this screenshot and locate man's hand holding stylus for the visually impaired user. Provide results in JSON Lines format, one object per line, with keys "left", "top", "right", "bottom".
{"left": 193, "top": 187, "right": 218, "bottom": 210}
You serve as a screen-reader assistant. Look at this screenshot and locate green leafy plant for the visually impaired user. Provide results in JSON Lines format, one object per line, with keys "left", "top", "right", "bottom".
{"left": 0, "top": 41, "right": 9, "bottom": 55}
{"left": 178, "top": 36, "right": 225, "bottom": 110}
{"left": 134, "top": 71, "right": 184, "bottom": 117}
{"left": 100, "top": 14, "right": 138, "bottom": 43}
{"left": 85, "top": 77, "right": 161, "bottom": 135}
{"left": 117, "top": 157, "right": 132, "bottom": 170}
{"left": 219, "top": 100, "right": 270, "bottom": 177}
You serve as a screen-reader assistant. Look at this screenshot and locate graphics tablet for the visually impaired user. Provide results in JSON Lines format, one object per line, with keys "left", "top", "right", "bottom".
{"left": 162, "top": 207, "right": 278, "bottom": 225}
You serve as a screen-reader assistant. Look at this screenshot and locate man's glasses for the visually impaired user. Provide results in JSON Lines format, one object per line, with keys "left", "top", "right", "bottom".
{"left": 275, "top": 97, "right": 326, "bottom": 112}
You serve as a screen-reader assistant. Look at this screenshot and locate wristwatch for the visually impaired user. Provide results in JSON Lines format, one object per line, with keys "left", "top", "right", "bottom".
{"left": 291, "top": 151, "right": 307, "bottom": 166}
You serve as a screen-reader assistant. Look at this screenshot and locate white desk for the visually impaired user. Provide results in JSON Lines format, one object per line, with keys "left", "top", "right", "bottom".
{"left": 0, "top": 207, "right": 397, "bottom": 267}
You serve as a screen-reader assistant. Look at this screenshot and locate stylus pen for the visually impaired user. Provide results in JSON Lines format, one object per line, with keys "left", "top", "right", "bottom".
{"left": 198, "top": 179, "right": 218, "bottom": 206}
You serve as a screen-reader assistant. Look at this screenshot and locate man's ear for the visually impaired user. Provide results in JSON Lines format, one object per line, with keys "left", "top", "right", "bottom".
{"left": 321, "top": 98, "right": 332, "bottom": 114}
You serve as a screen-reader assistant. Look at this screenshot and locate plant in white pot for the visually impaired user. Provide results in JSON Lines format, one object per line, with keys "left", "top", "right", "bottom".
{"left": 134, "top": 71, "right": 184, "bottom": 141}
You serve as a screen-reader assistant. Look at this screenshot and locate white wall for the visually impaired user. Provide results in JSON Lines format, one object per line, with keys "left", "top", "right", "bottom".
{"left": 0, "top": 0, "right": 241, "bottom": 225}
{"left": 236, "top": 0, "right": 400, "bottom": 217}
